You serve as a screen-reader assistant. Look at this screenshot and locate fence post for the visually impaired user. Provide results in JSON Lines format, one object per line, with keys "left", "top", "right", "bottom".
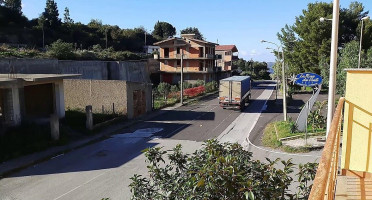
{"left": 86, "top": 105, "right": 93, "bottom": 130}
{"left": 50, "top": 114, "right": 59, "bottom": 141}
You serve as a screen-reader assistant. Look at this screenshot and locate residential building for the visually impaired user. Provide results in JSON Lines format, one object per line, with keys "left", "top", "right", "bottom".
{"left": 215, "top": 45, "right": 239, "bottom": 72}
{"left": 154, "top": 34, "right": 218, "bottom": 84}
{"left": 309, "top": 69, "right": 372, "bottom": 199}
{"left": 144, "top": 45, "right": 160, "bottom": 54}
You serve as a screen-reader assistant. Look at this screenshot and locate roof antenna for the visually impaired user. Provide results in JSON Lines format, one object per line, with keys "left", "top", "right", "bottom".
{"left": 217, "top": 39, "right": 219, "bottom": 44}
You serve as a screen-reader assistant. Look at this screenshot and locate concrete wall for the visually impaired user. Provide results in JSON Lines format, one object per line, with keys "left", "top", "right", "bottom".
{"left": 341, "top": 70, "right": 372, "bottom": 173}
{"left": 0, "top": 59, "right": 150, "bottom": 83}
{"left": 64, "top": 79, "right": 152, "bottom": 119}
{"left": 64, "top": 79, "right": 128, "bottom": 115}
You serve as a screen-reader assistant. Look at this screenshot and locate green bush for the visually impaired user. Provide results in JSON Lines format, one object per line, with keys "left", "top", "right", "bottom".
{"left": 195, "top": 79, "right": 205, "bottom": 87}
{"left": 130, "top": 140, "right": 317, "bottom": 199}
{"left": 205, "top": 81, "right": 217, "bottom": 92}
{"left": 157, "top": 82, "right": 171, "bottom": 101}
{"left": 170, "top": 85, "right": 179, "bottom": 93}
{"left": 47, "top": 39, "right": 75, "bottom": 60}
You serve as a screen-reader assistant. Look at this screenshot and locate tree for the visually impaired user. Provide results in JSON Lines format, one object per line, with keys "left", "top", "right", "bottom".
{"left": 41, "top": 0, "right": 61, "bottom": 29}
{"left": 157, "top": 82, "right": 171, "bottom": 102}
{"left": 277, "top": 2, "right": 369, "bottom": 76}
{"left": 3, "top": 0, "right": 22, "bottom": 13}
{"left": 152, "top": 21, "right": 176, "bottom": 39}
{"left": 63, "top": 7, "right": 73, "bottom": 24}
{"left": 180, "top": 27, "right": 204, "bottom": 40}
{"left": 130, "top": 140, "right": 318, "bottom": 199}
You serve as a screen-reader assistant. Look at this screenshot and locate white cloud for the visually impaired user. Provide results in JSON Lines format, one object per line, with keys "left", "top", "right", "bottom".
{"left": 240, "top": 50, "right": 248, "bottom": 56}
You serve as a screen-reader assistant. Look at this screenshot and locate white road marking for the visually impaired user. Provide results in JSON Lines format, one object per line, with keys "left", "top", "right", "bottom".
{"left": 53, "top": 172, "right": 106, "bottom": 200}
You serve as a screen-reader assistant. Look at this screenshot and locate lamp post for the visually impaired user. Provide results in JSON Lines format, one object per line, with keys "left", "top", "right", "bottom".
{"left": 266, "top": 47, "right": 279, "bottom": 101}
{"left": 261, "top": 40, "right": 287, "bottom": 121}
{"left": 358, "top": 16, "right": 370, "bottom": 68}
{"left": 325, "top": 0, "right": 340, "bottom": 137}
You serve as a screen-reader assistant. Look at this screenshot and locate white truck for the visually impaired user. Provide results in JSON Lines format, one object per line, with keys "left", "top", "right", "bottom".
{"left": 219, "top": 76, "right": 251, "bottom": 111}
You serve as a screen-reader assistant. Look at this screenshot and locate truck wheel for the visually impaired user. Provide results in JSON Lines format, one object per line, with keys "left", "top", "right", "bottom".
{"left": 240, "top": 103, "right": 245, "bottom": 111}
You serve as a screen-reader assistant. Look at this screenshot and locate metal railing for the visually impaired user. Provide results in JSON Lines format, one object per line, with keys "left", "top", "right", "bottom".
{"left": 308, "top": 97, "right": 345, "bottom": 200}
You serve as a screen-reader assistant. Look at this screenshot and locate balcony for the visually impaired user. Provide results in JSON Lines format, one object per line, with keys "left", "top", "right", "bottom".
{"left": 309, "top": 69, "right": 372, "bottom": 200}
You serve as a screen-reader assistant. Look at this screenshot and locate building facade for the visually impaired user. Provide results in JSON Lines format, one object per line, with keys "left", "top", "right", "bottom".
{"left": 215, "top": 45, "right": 239, "bottom": 72}
{"left": 154, "top": 34, "right": 218, "bottom": 84}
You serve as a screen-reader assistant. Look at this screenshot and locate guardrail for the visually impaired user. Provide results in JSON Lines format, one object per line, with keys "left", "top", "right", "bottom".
{"left": 308, "top": 97, "right": 345, "bottom": 200}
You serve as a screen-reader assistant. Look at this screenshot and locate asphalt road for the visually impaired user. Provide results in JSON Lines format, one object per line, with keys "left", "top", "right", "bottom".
{"left": 0, "top": 82, "right": 268, "bottom": 200}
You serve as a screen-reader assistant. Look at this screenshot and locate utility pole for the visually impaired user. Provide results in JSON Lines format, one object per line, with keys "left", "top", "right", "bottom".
{"left": 180, "top": 49, "right": 184, "bottom": 105}
{"left": 105, "top": 29, "right": 108, "bottom": 49}
{"left": 326, "top": 0, "right": 340, "bottom": 137}
{"left": 358, "top": 16, "right": 370, "bottom": 68}
{"left": 281, "top": 51, "right": 287, "bottom": 121}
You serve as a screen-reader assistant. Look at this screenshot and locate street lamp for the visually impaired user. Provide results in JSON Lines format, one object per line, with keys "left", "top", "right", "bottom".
{"left": 358, "top": 16, "right": 370, "bottom": 68}
{"left": 261, "top": 40, "right": 287, "bottom": 121}
{"left": 266, "top": 47, "right": 280, "bottom": 101}
{"left": 325, "top": 0, "right": 340, "bottom": 137}
{"left": 319, "top": 17, "right": 332, "bottom": 22}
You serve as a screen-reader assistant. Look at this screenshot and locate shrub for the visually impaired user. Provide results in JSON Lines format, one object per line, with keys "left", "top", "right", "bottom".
{"left": 205, "top": 81, "right": 217, "bottom": 92}
{"left": 195, "top": 79, "right": 205, "bottom": 87}
{"left": 308, "top": 101, "right": 327, "bottom": 131}
{"left": 179, "top": 81, "right": 192, "bottom": 89}
{"left": 184, "top": 86, "right": 205, "bottom": 97}
{"left": 47, "top": 39, "right": 75, "bottom": 60}
{"left": 157, "top": 82, "right": 171, "bottom": 101}
{"left": 130, "top": 140, "right": 317, "bottom": 200}
{"left": 75, "top": 50, "right": 97, "bottom": 60}
{"left": 170, "top": 85, "right": 179, "bottom": 93}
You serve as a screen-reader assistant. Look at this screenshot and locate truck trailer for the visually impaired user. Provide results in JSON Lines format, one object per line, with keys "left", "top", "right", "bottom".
{"left": 219, "top": 76, "right": 251, "bottom": 111}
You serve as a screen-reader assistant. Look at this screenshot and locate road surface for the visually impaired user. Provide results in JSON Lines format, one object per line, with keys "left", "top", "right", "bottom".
{"left": 0, "top": 81, "right": 320, "bottom": 200}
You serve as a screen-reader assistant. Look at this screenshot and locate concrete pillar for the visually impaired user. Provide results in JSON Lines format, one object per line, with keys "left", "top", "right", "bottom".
{"left": 50, "top": 114, "right": 59, "bottom": 141}
{"left": 11, "top": 86, "right": 21, "bottom": 125}
{"left": 54, "top": 81, "right": 65, "bottom": 118}
{"left": 86, "top": 105, "right": 93, "bottom": 130}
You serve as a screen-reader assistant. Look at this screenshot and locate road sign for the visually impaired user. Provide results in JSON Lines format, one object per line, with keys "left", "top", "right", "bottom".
{"left": 294, "top": 72, "right": 322, "bottom": 87}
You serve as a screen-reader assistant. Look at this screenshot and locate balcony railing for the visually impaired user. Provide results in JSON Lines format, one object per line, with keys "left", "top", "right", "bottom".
{"left": 308, "top": 97, "right": 345, "bottom": 200}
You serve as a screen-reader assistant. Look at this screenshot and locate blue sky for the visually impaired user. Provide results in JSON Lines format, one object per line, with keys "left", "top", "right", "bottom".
{"left": 22, "top": 0, "right": 372, "bottom": 62}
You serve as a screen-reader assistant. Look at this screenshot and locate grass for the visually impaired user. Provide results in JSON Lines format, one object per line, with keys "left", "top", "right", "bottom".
{"left": 262, "top": 121, "right": 326, "bottom": 153}
{"left": 0, "top": 122, "right": 69, "bottom": 163}
{"left": 64, "top": 110, "right": 121, "bottom": 133}
{"left": 154, "top": 97, "right": 179, "bottom": 110}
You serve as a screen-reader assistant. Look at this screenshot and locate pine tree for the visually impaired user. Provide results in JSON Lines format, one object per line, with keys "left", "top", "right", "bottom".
{"left": 42, "top": 0, "right": 61, "bottom": 28}
{"left": 63, "top": 7, "right": 73, "bottom": 24}
{"left": 4, "top": 0, "right": 22, "bottom": 13}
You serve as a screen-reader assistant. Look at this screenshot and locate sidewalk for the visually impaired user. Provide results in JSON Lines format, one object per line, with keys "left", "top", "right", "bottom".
{"left": 0, "top": 103, "right": 183, "bottom": 178}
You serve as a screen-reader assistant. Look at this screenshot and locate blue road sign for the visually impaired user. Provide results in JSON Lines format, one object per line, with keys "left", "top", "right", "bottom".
{"left": 294, "top": 73, "right": 322, "bottom": 87}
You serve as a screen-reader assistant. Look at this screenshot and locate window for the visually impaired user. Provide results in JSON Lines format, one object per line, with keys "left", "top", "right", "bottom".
{"left": 177, "top": 47, "right": 180, "bottom": 54}
{"left": 199, "top": 47, "right": 204, "bottom": 57}
{"left": 177, "top": 60, "right": 181, "bottom": 66}
{"left": 225, "top": 51, "right": 232, "bottom": 56}
{"left": 164, "top": 48, "right": 169, "bottom": 58}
